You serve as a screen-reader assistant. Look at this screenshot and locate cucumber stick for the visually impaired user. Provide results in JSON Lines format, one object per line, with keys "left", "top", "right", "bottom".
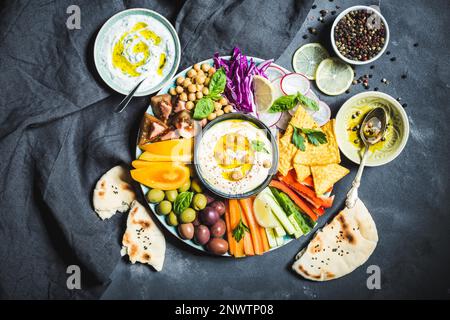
{"left": 288, "top": 214, "right": 303, "bottom": 239}
{"left": 258, "top": 190, "right": 296, "bottom": 235}
{"left": 265, "top": 228, "right": 278, "bottom": 248}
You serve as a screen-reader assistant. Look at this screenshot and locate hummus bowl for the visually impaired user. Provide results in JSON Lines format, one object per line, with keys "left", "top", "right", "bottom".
{"left": 194, "top": 113, "right": 279, "bottom": 199}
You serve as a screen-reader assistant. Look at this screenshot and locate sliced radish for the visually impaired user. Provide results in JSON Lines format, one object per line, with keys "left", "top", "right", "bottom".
{"left": 311, "top": 101, "right": 331, "bottom": 126}
{"left": 271, "top": 77, "right": 284, "bottom": 99}
{"left": 266, "top": 65, "right": 286, "bottom": 82}
{"left": 290, "top": 89, "right": 320, "bottom": 116}
{"left": 276, "top": 111, "right": 292, "bottom": 130}
{"left": 257, "top": 111, "right": 282, "bottom": 127}
{"left": 280, "top": 73, "right": 310, "bottom": 96}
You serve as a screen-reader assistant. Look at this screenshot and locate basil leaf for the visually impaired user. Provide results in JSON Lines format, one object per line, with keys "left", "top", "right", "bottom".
{"left": 173, "top": 191, "right": 194, "bottom": 215}
{"left": 297, "top": 93, "right": 319, "bottom": 111}
{"left": 292, "top": 126, "right": 306, "bottom": 151}
{"left": 208, "top": 67, "right": 226, "bottom": 96}
{"left": 193, "top": 97, "right": 214, "bottom": 120}
{"left": 232, "top": 219, "right": 250, "bottom": 242}
{"left": 301, "top": 128, "right": 328, "bottom": 146}
{"left": 268, "top": 94, "right": 298, "bottom": 113}
{"left": 251, "top": 140, "right": 269, "bottom": 153}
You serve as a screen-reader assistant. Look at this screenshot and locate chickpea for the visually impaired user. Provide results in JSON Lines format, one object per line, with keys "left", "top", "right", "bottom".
{"left": 196, "top": 91, "right": 203, "bottom": 99}
{"left": 231, "top": 170, "right": 243, "bottom": 181}
{"left": 175, "top": 86, "right": 184, "bottom": 94}
{"left": 224, "top": 105, "right": 233, "bottom": 113}
{"left": 169, "top": 87, "right": 177, "bottom": 96}
{"left": 207, "top": 112, "right": 217, "bottom": 121}
{"left": 176, "top": 76, "right": 185, "bottom": 85}
{"left": 202, "top": 87, "right": 209, "bottom": 95}
{"left": 201, "top": 63, "right": 211, "bottom": 72}
{"left": 183, "top": 78, "right": 191, "bottom": 88}
{"left": 208, "top": 67, "right": 216, "bottom": 75}
{"left": 196, "top": 75, "right": 206, "bottom": 85}
{"left": 204, "top": 77, "right": 210, "bottom": 86}
{"left": 219, "top": 97, "right": 228, "bottom": 106}
{"left": 197, "top": 69, "right": 205, "bottom": 77}
{"left": 193, "top": 63, "right": 201, "bottom": 71}
{"left": 216, "top": 109, "right": 224, "bottom": 116}
{"left": 188, "top": 84, "right": 197, "bottom": 93}
{"left": 188, "top": 93, "right": 196, "bottom": 101}
{"left": 196, "top": 84, "right": 204, "bottom": 92}
{"left": 214, "top": 101, "right": 222, "bottom": 111}
{"left": 263, "top": 160, "right": 272, "bottom": 168}
{"left": 186, "top": 101, "right": 195, "bottom": 110}
{"left": 179, "top": 92, "right": 188, "bottom": 101}
{"left": 187, "top": 69, "right": 197, "bottom": 78}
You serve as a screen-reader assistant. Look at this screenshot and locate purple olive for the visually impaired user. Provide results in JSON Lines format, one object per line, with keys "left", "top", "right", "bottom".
{"left": 192, "top": 216, "right": 200, "bottom": 227}
{"left": 210, "top": 201, "right": 226, "bottom": 216}
{"left": 207, "top": 238, "right": 229, "bottom": 255}
{"left": 178, "top": 223, "right": 194, "bottom": 240}
{"left": 210, "top": 219, "right": 226, "bottom": 238}
{"left": 200, "top": 206, "right": 220, "bottom": 226}
{"left": 194, "top": 225, "right": 210, "bottom": 245}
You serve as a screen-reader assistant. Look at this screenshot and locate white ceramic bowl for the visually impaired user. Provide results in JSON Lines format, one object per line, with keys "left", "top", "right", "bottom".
{"left": 335, "top": 91, "right": 409, "bottom": 166}
{"left": 331, "top": 5, "right": 390, "bottom": 65}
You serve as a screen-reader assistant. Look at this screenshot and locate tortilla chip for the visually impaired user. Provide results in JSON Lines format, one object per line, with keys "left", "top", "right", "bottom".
{"left": 278, "top": 108, "right": 319, "bottom": 176}
{"left": 278, "top": 126, "right": 296, "bottom": 176}
{"left": 290, "top": 106, "right": 319, "bottom": 129}
{"left": 293, "top": 164, "right": 311, "bottom": 183}
{"left": 311, "top": 164, "right": 350, "bottom": 195}
{"left": 293, "top": 119, "right": 340, "bottom": 166}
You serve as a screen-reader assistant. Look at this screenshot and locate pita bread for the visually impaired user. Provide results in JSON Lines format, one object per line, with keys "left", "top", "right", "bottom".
{"left": 93, "top": 166, "right": 136, "bottom": 220}
{"left": 122, "top": 200, "right": 166, "bottom": 271}
{"left": 311, "top": 164, "right": 350, "bottom": 196}
{"left": 292, "top": 199, "right": 378, "bottom": 281}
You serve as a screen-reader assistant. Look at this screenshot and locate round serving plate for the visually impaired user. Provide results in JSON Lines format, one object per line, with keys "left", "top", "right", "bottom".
{"left": 135, "top": 57, "right": 294, "bottom": 256}
{"left": 335, "top": 91, "right": 409, "bottom": 166}
{"left": 94, "top": 8, "right": 181, "bottom": 96}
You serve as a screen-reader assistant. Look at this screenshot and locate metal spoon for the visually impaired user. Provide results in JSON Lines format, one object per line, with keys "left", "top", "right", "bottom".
{"left": 345, "top": 107, "right": 387, "bottom": 208}
{"left": 114, "top": 78, "right": 146, "bottom": 113}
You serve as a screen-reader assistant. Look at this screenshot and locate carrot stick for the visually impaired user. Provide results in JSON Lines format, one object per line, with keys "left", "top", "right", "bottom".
{"left": 258, "top": 225, "right": 270, "bottom": 252}
{"left": 302, "top": 175, "right": 314, "bottom": 187}
{"left": 224, "top": 200, "right": 235, "bottom": 256}
{"left": 239, "top": 198, "right": 264, "bottom": 255}
{"left": 229, "top": 200, "right": 245, "bottom": 258}
{"left": 280, "top": 170, "right": 333, "bottom": 208}
{"left": 269, "top": 180, "right": 318, "bottom": 221}
{"left": 240, "top": 207, "right": 255, "bottom": 256}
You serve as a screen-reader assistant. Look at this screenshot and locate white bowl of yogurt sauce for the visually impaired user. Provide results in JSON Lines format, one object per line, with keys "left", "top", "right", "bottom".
{"left": 94, "top": 8, "right": 181, "bottom": 96}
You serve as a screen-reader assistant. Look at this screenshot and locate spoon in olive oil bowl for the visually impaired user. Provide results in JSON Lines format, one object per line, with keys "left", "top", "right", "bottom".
{"left": 346, "top": 107, "right": 387, "bottom": 208}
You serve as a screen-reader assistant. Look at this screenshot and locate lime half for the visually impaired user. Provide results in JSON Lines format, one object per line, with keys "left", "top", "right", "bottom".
{"left": 292, "top": 43, "right": 329, "bottom": 80}
{"left": 315, "top": 58, "right": 354, "bottom": 96}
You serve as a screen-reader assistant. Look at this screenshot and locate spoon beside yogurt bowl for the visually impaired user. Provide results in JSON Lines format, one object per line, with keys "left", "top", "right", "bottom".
{"left": 346, "top": 107, "right": 387, "bottom": 208}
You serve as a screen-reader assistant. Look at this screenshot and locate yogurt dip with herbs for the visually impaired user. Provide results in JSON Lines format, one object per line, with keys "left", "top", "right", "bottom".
{"left": 197, "top": 119, "right": 273, "bottom": 196}
{"left": 103, "top": 14, "right": 176, "bottom": 92}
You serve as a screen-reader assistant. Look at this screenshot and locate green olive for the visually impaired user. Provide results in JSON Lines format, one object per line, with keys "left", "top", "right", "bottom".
{"left": 166, "top": 212, "right": 179, "bottom": 226}
{"left": 192, "top": 193, "right": 207, "bottom": 210}
{"left": 190, "top": 179, "right": 203, "bottom": 193}
{"left": 180, "top": 208, "right": 197, "bottom": 223}
{"left": 178, "top": 179, "right": 191, "bottom": 192}
{"left": 156, "top": 200, "right": 172, "bottom": 215}
{"left": 165, "top": 190, "right": 178, "bottom": 202}
{"left": 146, "top": 189, "right": 165, "bottom": 203}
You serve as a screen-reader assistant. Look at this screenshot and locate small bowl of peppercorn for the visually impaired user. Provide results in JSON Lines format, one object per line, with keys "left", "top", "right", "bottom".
{"left": 331, "top": 5, "right": 389, "bottom": 65}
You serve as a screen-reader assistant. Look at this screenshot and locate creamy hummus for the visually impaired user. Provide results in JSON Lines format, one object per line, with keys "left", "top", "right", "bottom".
{"left": 102, "top": 14, "right": 176, "bottom": 92}
{"left": 197, "top": 120, "right": 273, "bottom": 196}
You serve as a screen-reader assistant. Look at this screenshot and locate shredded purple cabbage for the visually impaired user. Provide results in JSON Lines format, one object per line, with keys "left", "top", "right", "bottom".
{"left": 214, "top": 47, "right": 272, "bottom": 113}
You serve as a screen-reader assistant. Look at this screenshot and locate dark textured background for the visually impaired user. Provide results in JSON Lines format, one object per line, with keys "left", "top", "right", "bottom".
{"left": 0, "top": 0, "right": 449, "bottom": 299}
{"left": 102, "top": 0, "right": 450, "bottom": 300}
